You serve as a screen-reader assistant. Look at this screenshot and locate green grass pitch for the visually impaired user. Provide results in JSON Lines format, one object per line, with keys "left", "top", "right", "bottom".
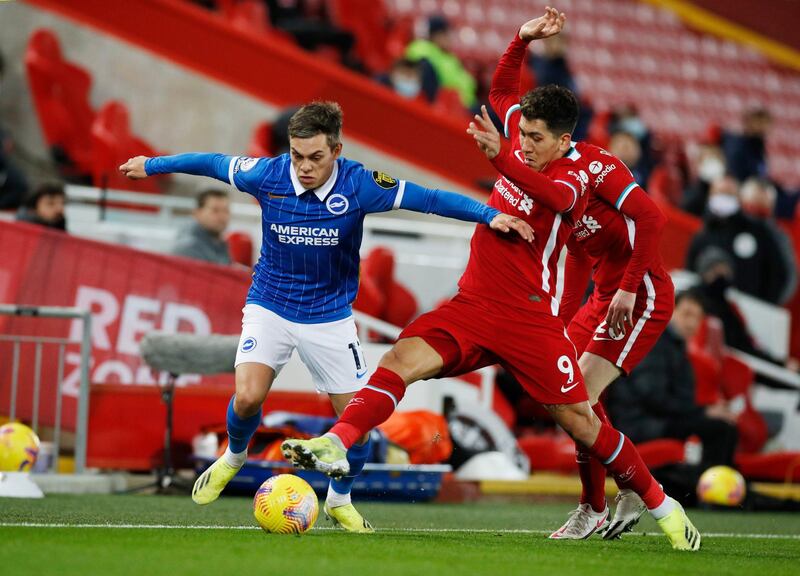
{"left": 1, "top": 494, "right": 799, "bottom": 576}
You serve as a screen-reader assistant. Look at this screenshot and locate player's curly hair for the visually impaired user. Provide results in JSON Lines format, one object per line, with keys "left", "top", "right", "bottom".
{"left": 288, "top": 101, "right": 343, "bottom": 150}
{"left": 520, "top": 85, "right": 579, "bottom": 137}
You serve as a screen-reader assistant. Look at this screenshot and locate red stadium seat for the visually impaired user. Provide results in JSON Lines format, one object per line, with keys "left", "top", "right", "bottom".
{"left": 327, "top": 0, "right": 393, "bottom": 73}
{"left": 517, "top": 433, "right": 579, "bottom": 474}
{"left": 226, "top": 231, "right": 253, "bottom": 267}
{"left": 24, "top": 29, "right": 96, "bottom": 178}
{"left": 635, "top": 438, "right": 686, "bottom": 469}
{"left": 247, "top": 121, "right": 273, "bottom": 158}
{"left": 90, "top": 101, "right": 164, "bottom": 194}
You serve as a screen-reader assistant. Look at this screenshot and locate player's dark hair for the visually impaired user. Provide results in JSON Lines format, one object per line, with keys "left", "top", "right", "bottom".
{"left": 197, "top": 189, "right": 228, "bottom": 209}
{"left": 288, "top": 101, "right": 343, "bottom": 150}
{"left": 675, "top": 288, "right": 707, "bottom": 313}
{"left": 520, "top": 85, "right": 579, "bottom": 137}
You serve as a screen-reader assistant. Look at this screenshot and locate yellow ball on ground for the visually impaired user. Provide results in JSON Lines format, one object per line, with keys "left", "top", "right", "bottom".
{"left": 253, "top": 474, "right": 319, "bottom": 534}
{"left": 697, "top": 465, "right": 746, "bottom": 506}
{"left": 0, "top": 422, "right": 41, "bottom": 472}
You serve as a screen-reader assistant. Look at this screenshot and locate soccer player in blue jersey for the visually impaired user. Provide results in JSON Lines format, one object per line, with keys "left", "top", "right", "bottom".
{"left": 120, "top": 101, "right": 532, "bottom": 532}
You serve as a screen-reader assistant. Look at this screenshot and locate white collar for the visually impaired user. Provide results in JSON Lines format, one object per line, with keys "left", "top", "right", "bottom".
{"left": 289, "top": 160, "right": 339, "bottom": 201}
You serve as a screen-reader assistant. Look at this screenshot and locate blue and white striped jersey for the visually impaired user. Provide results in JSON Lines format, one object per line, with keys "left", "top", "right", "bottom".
{"left": 146, "top": 153, "right": 499, "bottom": 323}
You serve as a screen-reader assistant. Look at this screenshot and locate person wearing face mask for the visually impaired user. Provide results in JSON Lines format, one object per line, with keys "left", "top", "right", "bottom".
{"left": 694, "top": 247, "right": 793, "bottom": 365}
{"left": 681, "top": 142, "right": 727, "bottom": 217}
{"left": 686, "top": 175, "right": 794, "bottom": 305}
{"left": 380, "top": 58, "right": 425, "bottom": 102}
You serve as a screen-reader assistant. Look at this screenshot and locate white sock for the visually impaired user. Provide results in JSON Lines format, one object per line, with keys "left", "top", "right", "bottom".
{"left": 323, "top": 432, "right": 346, "bottom": 450}
{"left": 326, "top": 484, "right": 351, "bottom": 508}
{"left": 649, "top": 495, "right": 676, "bottom": 520}
{"left": 223, "top": 446, "right": 247, "bottom": 468}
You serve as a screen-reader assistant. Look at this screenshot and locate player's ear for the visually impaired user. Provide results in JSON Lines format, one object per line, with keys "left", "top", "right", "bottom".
{"left": 557, "top": 133, "right": 572, "bottom": 154}
{"left": 331, "top": 142, "right": 343, "bottom": 160}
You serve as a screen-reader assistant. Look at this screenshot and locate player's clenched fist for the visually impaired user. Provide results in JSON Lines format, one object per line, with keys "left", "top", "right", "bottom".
{"left": 490, "top": 213, "right": 534, "bottom": 242}
{"left": 119, "top": 156, "right": 150, "bottom": 179}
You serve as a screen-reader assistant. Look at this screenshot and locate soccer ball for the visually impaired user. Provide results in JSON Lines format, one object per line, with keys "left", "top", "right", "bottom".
{"left": 253, "top": 474, "right": 319, "bottom": 534}
{"left": 697, "top": 465, "right": 746, "bottom": 506}
{"left": 0, "top": 422, "right": 41, "bottom": 472}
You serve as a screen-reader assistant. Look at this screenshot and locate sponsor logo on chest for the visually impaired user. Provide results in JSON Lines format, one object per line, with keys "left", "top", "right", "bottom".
{"left": 494, "top": 177, "right": 534, "bottom": 215}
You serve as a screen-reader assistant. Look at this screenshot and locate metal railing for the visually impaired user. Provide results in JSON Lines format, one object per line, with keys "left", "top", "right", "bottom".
{"left": 0, "top": 305, "right": 92, "bottom": 473}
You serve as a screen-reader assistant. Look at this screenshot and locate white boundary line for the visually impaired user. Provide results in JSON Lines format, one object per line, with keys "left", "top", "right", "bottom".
{"left": 1, "top": 522, "right": 799, "bottom": 540}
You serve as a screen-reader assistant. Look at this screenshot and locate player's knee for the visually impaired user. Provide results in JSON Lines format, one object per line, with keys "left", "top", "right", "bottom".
{"left": 234, "top": 376, "right": 268, "bottom": 417}
{"left": 377, "top": 347, "right": 411, "bottom": 380}
{"left": 558, "top": 408, "right": 598, "bottom": 446}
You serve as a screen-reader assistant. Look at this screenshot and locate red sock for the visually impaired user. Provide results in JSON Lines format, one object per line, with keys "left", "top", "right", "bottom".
{"left": 328, "top": 367, "right": 406, "bottom": 448}
{"left": 589, "top": 422, "right": 666, "bottom": 510}
{"left": 577, "top": 403, "right": 611, "bottom": 512}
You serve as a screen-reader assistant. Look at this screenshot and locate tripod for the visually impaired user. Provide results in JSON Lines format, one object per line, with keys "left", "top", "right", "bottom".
{"left": 124, "top": 373, "right": 192, "bottom": 494}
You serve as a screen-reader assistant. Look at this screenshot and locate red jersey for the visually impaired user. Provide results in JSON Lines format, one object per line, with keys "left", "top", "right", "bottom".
{"left": 566, "top": 143, "right": 670, "bottom": 301}
{"left": 458, "top": 33, "right": 589, "bottom": 317}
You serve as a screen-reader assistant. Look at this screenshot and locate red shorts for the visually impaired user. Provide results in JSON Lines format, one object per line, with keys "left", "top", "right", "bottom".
{"left": 399, "top": 291, "right": 588, "bottom": 405}
{"left": 568, "top": 272, "right": 674, "bottom": 374}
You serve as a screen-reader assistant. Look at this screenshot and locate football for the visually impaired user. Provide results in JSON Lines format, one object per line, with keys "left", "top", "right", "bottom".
{"left": 253, "top": 474, "right": 319, "bottom": 534}
{"left": 0, "top": 422, "right": 41, "bottom": 472}
{"left": 697, "top": 465, "right": 746, "bottom": 507}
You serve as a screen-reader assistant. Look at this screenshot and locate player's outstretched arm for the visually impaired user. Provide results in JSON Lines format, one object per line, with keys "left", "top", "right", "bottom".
{"left": 119, "top": 153, "right": 234, "bottom": 184}
{"left": 468, "top": 106, "right": 576, "bottom": 213}
{"left": 399, "top": 182, "right": 534, "bottom": 243}
{"left": 490, "top": 7, "right": 566, "bottom": 133}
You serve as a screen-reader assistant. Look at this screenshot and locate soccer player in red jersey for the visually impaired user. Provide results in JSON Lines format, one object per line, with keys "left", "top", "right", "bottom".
{"left": 283, "top": 8, "right": 700, "bottom": 551}
{"left": 472, "top": 9, "right": 679, "bottom": 541}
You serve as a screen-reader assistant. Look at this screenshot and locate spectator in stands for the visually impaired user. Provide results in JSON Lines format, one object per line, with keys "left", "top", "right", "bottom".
{"left": 607, "top": 289, "right": 739, "bottom": 470}
{"left": 405, "top": 15, "right": 477, "bottom": 110}
{"left": 529, "top": 33, "right": 575, "bottom": 93}
{"left": 609, "top": 103, "right": 652, "bottom": 181}
{"left": 172, "top": 189, "right": 231, "bottom": 265}
{"left": 0, "top": 50, "right": 29, "bottom": 210}
{"left": 527, "top": 32, "right": 592, "bottom": 141}
{"left": 686, "top": 175, "right": 794, "bottom": 305}
{"left": 681, "top": 140, "right": 727, "bottom": 217}
{"left": 608, "top": 130, "right": 647, "bottom": 186}
{"left": 723, "top": 106, "right": 770, "bottom": 182}
{"left": 16, "top": 183, "right": 66, "bottom": 231}
{"left": 379, "top": 58, "right": 426, "bottom": 103}
{"left": 695, "top": 246, "right": 798, "bottom": 369}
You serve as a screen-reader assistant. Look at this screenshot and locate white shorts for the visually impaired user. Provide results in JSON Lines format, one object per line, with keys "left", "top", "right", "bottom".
{"left": 234, "top": 303, "right": 368, "bottom": 395}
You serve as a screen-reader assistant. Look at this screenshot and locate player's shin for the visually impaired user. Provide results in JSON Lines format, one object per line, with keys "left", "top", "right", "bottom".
{"left": 589, "top": 422, "right": 669, "bottom": 514}
{"left": 327, "top": 436, "right": 372, "bottom": 506}
{"left": 576, "top": 403, "right": 613, "bottom": 513}
{"left": 225, "top": 395, "right": 261, "bottom": 467}
{"left": 327, "top": 367, "right": 406, "bottom": 449}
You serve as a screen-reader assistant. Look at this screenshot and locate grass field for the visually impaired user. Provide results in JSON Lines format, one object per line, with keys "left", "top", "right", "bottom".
{"left": 2, "top": 494, "right": 799, "bottom": 576}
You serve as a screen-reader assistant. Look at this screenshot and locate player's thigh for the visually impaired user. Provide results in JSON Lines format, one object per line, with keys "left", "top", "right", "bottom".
{"left": 500, "top": 317, "right": 588, "bottom": 407}
{"left": 584, "top": 276, "right": 672, "bottom": 375}
{"left": 296, "top": 316, "right": 366, "bottom": 395}
{"left": 579, "top": 352, "right": 623, "bottom": 405}
{"left": 395, "top": 293, "right": 492, "bottom": 383}
{"left": 234, "top": 304, "right": 297, "bottom": 407}
{"left": 567, "top": 302, "right": 601, "bottom": 359}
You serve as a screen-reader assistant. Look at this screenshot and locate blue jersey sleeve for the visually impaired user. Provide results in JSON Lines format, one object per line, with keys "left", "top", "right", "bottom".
{"left": 355, "top": 169, "right": 500, "bottom": 224}
{"left": 145, "top": 154, "right": 271, "bottom": 198}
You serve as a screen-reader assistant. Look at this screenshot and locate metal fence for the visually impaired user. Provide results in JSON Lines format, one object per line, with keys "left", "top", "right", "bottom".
{"left": 0, "top": 305, "right": 92, "bottom": 473}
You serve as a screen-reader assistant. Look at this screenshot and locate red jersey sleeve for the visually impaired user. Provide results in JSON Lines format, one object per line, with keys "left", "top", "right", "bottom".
{"left": 560, "top": 237, "right": 593, "bottom": 325}
{"left": 490, "top": 143, "right": 582, "bottom": 213}
{"left": 490, "top": 33, "right": 529, "bottom": 140}
{"left": 589, "top": 154, "right": 666, "bottom": 292}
